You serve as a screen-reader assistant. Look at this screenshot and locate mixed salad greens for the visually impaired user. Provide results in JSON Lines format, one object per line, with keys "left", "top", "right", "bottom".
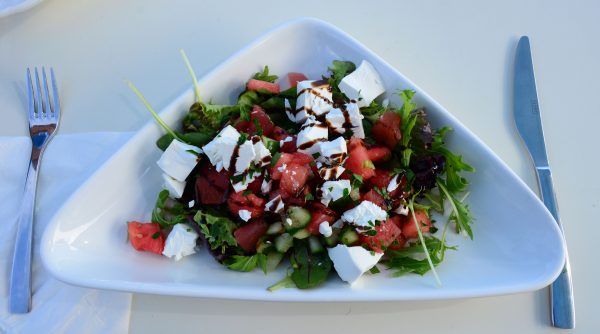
{"left": 126, "top": 52, "right": 474, "bottom": 290}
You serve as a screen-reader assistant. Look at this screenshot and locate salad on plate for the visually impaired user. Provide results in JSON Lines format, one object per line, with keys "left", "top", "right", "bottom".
{"left": 126, "top": 53, "right": 474, "bottom": 290}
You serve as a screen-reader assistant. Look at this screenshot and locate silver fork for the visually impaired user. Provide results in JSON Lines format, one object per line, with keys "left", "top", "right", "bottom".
{"left": 9, "top": 67, "right": 60, "bottom": 313}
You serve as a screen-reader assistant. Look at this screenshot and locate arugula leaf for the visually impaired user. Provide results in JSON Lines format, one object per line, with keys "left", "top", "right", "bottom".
{"left": 430, "top": 127, "right": 475, "bottom": 193}
{"left": 225, "top": 254, "right": 268, "bottom": 273}
{"left": 194, "top": 210, "right": 238, "bottom": 254}
{"left": 326, "top": 60, "right": 356, "bottom": 102}
{"left": 180, "top": 49, "right": 201, "bottom": 102}
{"left": 237, "top": 90, "right": 262, "bottom": 121}
{"left": 267, "top": 274, "right": 296, "bottom": 292}
{"left": 327, "top": 60, "right": 356, "bottom": 87}
{"left": 384, "top": 236, "right": 455, "bottom": 276}
{"left": 127, "top": 81, "right": 183, "bottom": 142}
{"left": 361, "top": 100, "right": 387, "bottom": 122}
{"left": 151, "top": 190, "right": 188, "bottom": 228}
{"left": 253, "top": 65, "right": 278, "bottom": 83}
{"left": 183, "top": 102, "right": 238, "bottom": 133}
{"left": 437, "top": 179, "right": 474, "bottom": 239}
{"left": 289, "top": 240, "right": 332, "bottom": 289}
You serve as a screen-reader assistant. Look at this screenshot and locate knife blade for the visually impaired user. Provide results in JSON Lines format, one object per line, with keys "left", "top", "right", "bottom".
{"left": 513, "top": 36, "right": 575, "bottom": 329}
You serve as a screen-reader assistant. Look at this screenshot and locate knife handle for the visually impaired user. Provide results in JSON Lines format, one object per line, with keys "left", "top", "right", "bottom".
{"left": 535, "top": 167, "right": 575, "bottom": 329}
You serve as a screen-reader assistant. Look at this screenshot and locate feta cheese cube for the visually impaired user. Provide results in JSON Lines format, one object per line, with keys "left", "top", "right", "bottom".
{"left": 296, "top": 118, "right": 328, "bottom": 155}
{"left": 387, "top": 174, "right": 400, "bottom": 192}
{"left": 342, "top": 200, "right": 388, "bottom": 231}
{"left": 318, "top": 165, "right": 346, "bottom": 181}
{"left": 319, "top": 221, "right": 333, "bottom": 237}
{"left": 319, "top": 137, "right": 347, "bottom": 166}
{"left": 156, "top": 140, "right": 202, "bottom": 182}
{"left": 394, "top": 204, "right": 409, "bottom": 216}
{"left": 202, "top": 125, "right": 241, "bottom": 172}
{"left": 162, "top": 173, "right": 186, "bottom": 198}
{"left": 261, "top": 178, "right": 272, "bottom": 194}
{"left": 234, "top": 140, "right": 256, "bottom": 176}
{"left": 238, "top": 209, "right": 252, "bottom": 222}
{"left": 327, "top": 244, "right": 383, "bottom": 284}
{"left": 265, "top": 194, "right": 285, "bottom": 214}
{"left": 320, "top": 180, "right": 351, "bottom": 206}
{"left": 338, "top": 60, "right": 386, "bottom": 107}
{"left": 162, "top": 224, "right": 199, "bottom": 261}
{"left": 325, "top": 107, "right": 347, "bottom": 135}
{"left": 346, "top": 103, "right": 365, "bottom": 139}
{"left": 284, "top": 98, "right": 296, "bottom": 123}
{"left": 252, "top": 137, "right": 272, "bottom": 167}
{"left": 231, "top": 172, "right": 259, "bottom": 193}
{"left": 295, "top": 80, "right": 333, "bottom": 122}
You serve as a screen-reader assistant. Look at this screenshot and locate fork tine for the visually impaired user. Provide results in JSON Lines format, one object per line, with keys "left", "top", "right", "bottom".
{"left": 50, "top": 68, "right": 60, "bottom": 119}
{"left": 34, "top": 68, "right": 44, "bottom": 116}
{"left": 26, "top": 68, "right": 35, "bottom": 120}
{"left": 41, "top": 67, "right": 53, "bottom": 118}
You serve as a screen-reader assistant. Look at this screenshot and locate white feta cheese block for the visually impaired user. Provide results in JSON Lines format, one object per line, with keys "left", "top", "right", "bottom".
{"left": 202, "top": 125, "right": 241, "bottom": 172}
{"left": 284, "top": 98, "right": 296, "bottom": 123}
{"left": 325, "top": 107, "right": 347, "bottom": 135}
{"left": 238, "top": 209, "right": 252, "bottom": 222}
{"left": 338, "top": 60, "right": 386, "bottom": 107}
{"left": 231, "top": 172, "right": 259, "bottom": 193}
{"left": 296, "top": 118, "right": 328, "bottom": 155}
{"left": 346, "top": 103, "right": 365, "bottom": 139}
{"left": 387, "top": 174, "right": 400, "bottom": 192}
{"left": 162, "top": 173, "right": 186, "bottom": 198}
{"left": 265, "top": 194, "right": 285, "bottom": 214}
{"left": 327, "top": 244, "right": 383, "bottom": 284}
{"left": 318, "top": 165, "right": 346, "bottom": 181}
{"left": 320, "top": 180, "right": 351, "bottom": 206}
{"left": 394, "top": 204, "right": 409, "bottom": 216}
{"left": 162, "top": 224, "right": 199, "bottom": 261}
{"left": 295, "top": 80, "right": 333, "bottom": 122}
{"left": 252, "top": 137, "right": 272, "bottom": 167}
{"left": 319, "top": 221, "right": 333, "bottom": 237}
{"left": 261, "top": 178, "right": 272, "bottom": 194}
{"left": 279, "top": 136, "right": 293, "bottom": 146}
{"left": 157, "top": 140, "right": 202, "bottom": 182}
{"left": 342, "top": 200, "right": 388, "bottom": 231}
{"left": 319, "top": 137, "right": 347, "bottom": 166}
{"left": 234, "top": 140, "right": 256, "bottom": 175}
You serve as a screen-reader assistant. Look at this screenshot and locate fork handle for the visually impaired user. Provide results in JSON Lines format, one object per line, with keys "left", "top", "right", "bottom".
{"left": 535, "top": 167, "right": 575, "bottom": 329}
{"left": 9, "top": 158, "right": 40, "bottom": 313}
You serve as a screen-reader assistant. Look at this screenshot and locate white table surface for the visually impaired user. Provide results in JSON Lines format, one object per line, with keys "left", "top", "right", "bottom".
{"left": 1, "top": 0, "right": 598, "bottom": 332}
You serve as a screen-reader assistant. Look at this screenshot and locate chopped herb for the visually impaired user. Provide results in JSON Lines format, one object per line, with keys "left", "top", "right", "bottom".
{"left": 363, "top": 160, "right": 375, "bottom": 169}
{"left": 369, "top": 266, "right": 381, "bottom": 274}
{"left": 305, "top": 193, "right": 315, "bottom": 201}
{"left": 270, "top": 152, "right": 282, "bottom": 167}
{"left": 151, "top": 232, "right": 161, "bottom": 239}
{"left": 351, "top": 173, "right": 363, "bottom": 188}
{"left": 253, "top": 65, "right": 278, "bottom": 83}
{"left": 237, "top": 132, "right": 249, "bottom": 145}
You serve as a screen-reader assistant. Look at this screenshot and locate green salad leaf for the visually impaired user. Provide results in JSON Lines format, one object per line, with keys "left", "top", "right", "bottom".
{"left": 194, "top": 210, "right": 238, "bottom": 254}
{"left": 225, "top": 254, "right": 268, "bottom": 273}
{"left": 289, "top": 240, "right": 332, "bottom": 289}
{"left": 151, "top": 190, "right": 189, "bottom": 228}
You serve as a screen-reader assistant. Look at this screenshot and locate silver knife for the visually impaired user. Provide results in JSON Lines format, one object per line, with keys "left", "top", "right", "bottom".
{"left": 513, "top": 36, "right": 575, "bottom": 329}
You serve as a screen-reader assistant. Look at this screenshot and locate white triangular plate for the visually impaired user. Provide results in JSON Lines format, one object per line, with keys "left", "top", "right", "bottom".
{"left": 41, "top": 18, "right": 565, "bottom": 301}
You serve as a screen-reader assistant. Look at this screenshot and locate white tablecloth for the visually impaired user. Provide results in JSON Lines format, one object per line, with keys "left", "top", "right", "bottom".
{"left": 0, "top": 133, "right": 132, "bottom": 334}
